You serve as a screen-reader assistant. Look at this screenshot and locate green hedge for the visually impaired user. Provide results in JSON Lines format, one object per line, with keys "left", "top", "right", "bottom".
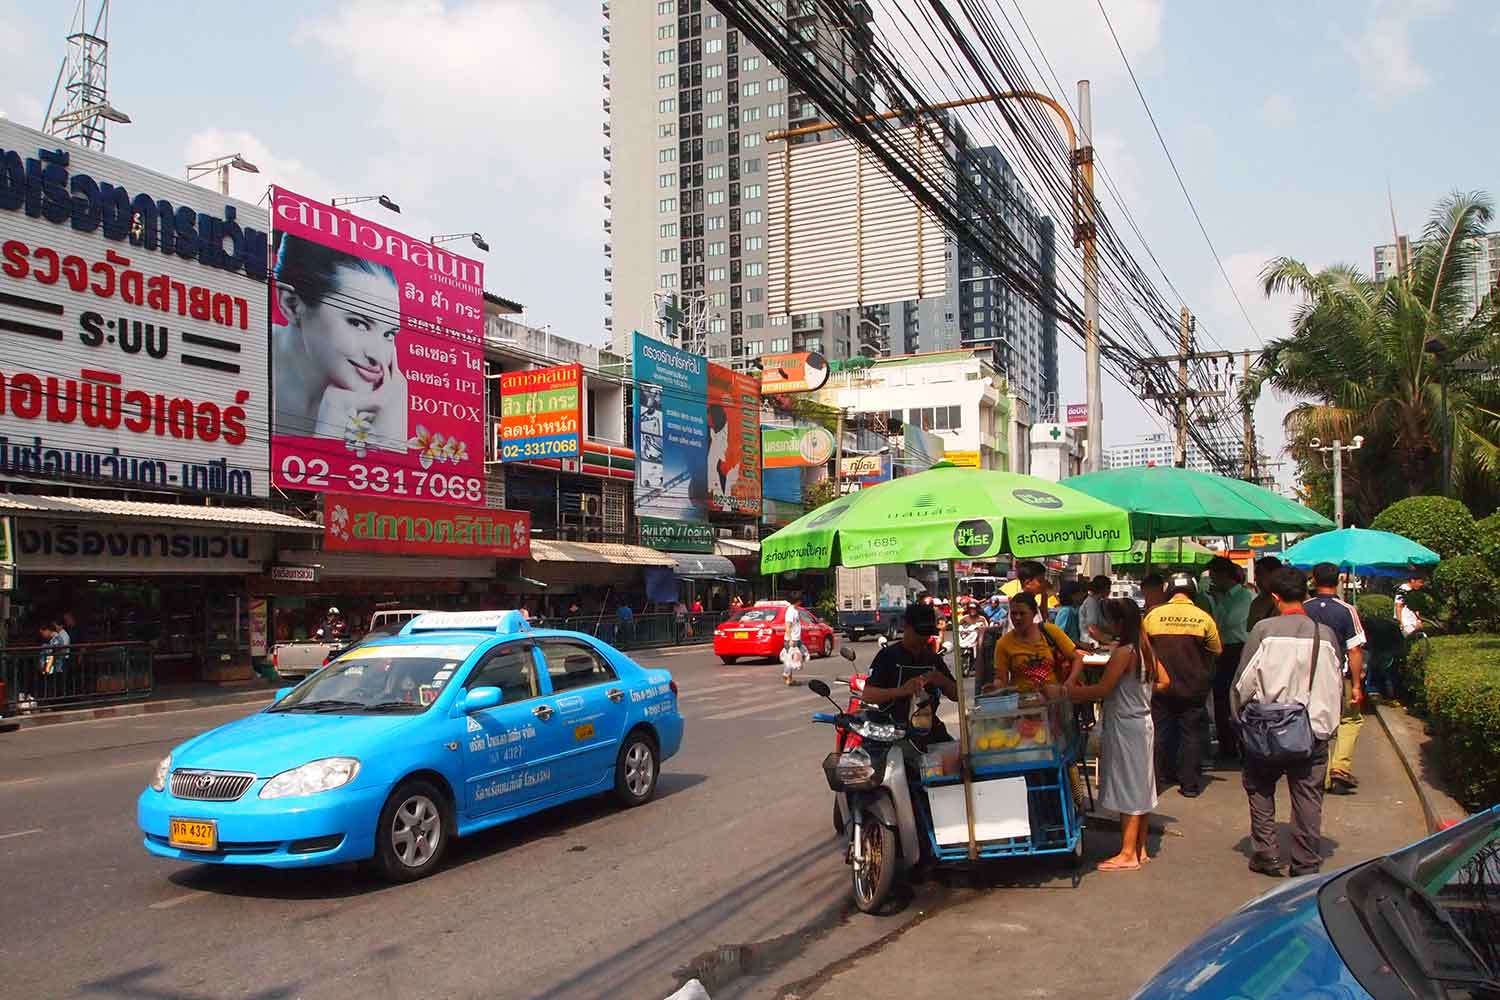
{"left": 1421, "top": 635, "right": 1500, "bottom": 811}
{"left": 1357, "top": 594, "right": 1395, "bottom": 622}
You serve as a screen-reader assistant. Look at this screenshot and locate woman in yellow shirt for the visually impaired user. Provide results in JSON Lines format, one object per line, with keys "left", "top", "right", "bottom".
{"left": 988, "top": 592, "right": 1085, "bottom": 693}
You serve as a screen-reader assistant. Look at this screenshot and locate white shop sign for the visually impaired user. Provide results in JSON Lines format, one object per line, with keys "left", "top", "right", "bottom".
{"left": 13, "top": 518, "right": 269, "bottom": 574}
{"left": 0, "top": 120, "right": 270, "bottom": 498}
{"left": 269, "top": 564, "right": 318, "bottom": 582}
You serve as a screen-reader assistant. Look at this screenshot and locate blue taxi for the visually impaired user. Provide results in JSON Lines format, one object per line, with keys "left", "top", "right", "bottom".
{"left": 137, "top": 611, "right": 683, "bottom": 882}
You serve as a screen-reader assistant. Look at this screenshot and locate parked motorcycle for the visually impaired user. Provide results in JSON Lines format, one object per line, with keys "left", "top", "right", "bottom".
{"left": 809, "top": 648, "right": 927, "bottom": 914}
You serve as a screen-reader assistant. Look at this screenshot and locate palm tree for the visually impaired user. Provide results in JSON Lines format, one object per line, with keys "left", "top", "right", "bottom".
{"left": 1249, "top": 191, "right": 1500, "bottom": 515}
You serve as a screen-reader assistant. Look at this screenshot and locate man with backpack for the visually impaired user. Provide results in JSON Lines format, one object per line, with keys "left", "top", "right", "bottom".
{"left": 1233, "top": 569, "right": 1344, "bottom": 877}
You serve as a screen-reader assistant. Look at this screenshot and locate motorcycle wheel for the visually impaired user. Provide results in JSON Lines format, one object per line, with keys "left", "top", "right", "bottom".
{"left": 850, "top": 815, "right": 897, "bottom": 914}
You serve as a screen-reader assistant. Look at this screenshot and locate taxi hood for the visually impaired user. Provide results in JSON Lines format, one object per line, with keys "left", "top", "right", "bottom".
{"left": 170, "top": 710, "right": 419, "bottom": 777}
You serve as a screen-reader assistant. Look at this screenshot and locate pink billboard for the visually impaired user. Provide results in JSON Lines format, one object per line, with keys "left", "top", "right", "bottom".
{"left": 268, "top": 187, "right": 486, "bottom": 505}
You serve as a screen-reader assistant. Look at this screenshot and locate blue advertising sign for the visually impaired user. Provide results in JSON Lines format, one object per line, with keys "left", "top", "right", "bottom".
{"left": 632, "top": 333, "right": 710, "bottom": 550}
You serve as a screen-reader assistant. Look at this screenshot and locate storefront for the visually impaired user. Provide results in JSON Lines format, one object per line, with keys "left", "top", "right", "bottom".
{"left": 0, "top": 495, "right": 322, "bottom": 684}
{"left": 249, "top": 549, "right": 504, "bottom": 648}
{"left": 528, "top": 539, "right": 676, "bottom": 615}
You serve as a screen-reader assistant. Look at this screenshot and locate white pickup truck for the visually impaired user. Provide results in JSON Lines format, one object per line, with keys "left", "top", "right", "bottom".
{"left": 270, "top": 637, "right": 344, "bottom": 680}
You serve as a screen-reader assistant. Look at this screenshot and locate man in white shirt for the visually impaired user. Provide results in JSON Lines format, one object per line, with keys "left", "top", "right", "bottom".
{"left": 1233, "top": 569, "right": 1344, "bottom": 878}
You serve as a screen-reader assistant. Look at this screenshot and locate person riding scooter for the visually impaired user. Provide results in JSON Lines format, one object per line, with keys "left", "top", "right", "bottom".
{"left": 861, "top": 603, "right": 958, "bottom": 750}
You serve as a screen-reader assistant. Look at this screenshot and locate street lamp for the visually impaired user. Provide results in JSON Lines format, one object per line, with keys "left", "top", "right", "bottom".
{"left": 185, "top": 153, "right": 259, "bottom": 196}
{"left": 432, "top": 232, "right": 489, "bottom": 253}
{"left": 50, "top": 100, "right": 132, "bottom": 127}
{"left": 332, "top": 194, "right": 401, "bottom": 214}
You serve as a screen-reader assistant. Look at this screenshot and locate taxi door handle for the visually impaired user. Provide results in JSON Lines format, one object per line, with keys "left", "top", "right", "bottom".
{"left": 606, "top": 688, "right": 624, "bottom": 703}
{"left": 532, "top": 704, "right": 554, "bottom": 721}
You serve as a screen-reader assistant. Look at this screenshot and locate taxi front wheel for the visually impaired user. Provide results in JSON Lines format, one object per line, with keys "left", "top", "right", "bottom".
{"left": 373, "top": 778, "right": 452, "bottom": 883}
{"left": 613, "top": 733, "right": 659, "bottom": 808}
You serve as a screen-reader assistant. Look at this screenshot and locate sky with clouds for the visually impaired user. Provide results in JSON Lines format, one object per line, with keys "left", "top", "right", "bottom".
{"left": 1, "top": 0, "right": 1492, "bottom": 477}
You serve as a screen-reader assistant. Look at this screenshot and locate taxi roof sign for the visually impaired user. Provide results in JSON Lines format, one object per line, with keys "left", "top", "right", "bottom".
{"left": 401, "top": 610, "right": 531, "bottom": 636}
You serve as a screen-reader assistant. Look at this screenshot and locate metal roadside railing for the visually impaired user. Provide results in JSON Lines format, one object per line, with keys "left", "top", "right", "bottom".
{"left": 0, "top": 641, "right": 153, "bottom": 712}
{"left": 548, "top": 612, "right": 728, "bottom": 651}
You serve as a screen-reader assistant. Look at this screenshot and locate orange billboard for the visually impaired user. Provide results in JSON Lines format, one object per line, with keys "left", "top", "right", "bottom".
{"left": 759, "top": 352, "right": 830, "bottom": 395}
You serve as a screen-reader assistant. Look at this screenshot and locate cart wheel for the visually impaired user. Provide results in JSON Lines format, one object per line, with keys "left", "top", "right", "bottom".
{"left": 1068, "top": 833, "right": 1085, "bottom": 869}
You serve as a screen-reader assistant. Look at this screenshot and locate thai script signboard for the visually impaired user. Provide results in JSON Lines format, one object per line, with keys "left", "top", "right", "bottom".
{"left": 497, "top": 363, "right": 581, "bottom": 462}
{"left": 0, "top": 120, "right": 271, "bottom": 497}
{"left": 323, "top": 494, "right": 529, "bottom": 558}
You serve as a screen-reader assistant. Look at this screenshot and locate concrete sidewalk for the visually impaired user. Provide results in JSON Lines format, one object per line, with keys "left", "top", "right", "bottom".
{"left": 787, "top": 713, "right": 1426, "bottom": 1000}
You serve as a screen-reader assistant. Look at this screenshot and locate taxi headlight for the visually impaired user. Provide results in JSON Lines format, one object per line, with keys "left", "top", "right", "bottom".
{"left": 151, "top": 754, "right": 171, "bottom": 792}
{"left": 259, "top": 757, "right": 360, "bottom": 799}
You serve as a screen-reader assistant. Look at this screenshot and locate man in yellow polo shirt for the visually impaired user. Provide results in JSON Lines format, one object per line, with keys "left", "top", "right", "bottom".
{"left": 1144, "top": 573, "right": 1222, "bottom": 798}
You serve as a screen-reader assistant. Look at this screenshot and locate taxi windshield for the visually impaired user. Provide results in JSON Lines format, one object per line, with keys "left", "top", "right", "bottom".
{"left": 731, "top": 608, "right": 781, "bottom": 624}
{"left": 272, "top": 643, "right": 476, "bottom": 713}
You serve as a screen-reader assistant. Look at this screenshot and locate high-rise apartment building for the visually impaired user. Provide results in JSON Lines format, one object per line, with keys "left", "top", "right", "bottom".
{"left": 957, "top": 146, "right": 1058, "bottom": 416}
{"left": 1374, "top": 231, "right": 1500, "bottom": 320}
{"left": 1105, "top": 431, "right": 1244, "bottom": 475}
{"left": 604, "top": 0, "right": 869, "bottom": 366}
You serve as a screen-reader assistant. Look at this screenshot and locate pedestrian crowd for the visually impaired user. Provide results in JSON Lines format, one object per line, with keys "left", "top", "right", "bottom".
{"left": 923, "top": 554, "right": 1395, "bottom": 879}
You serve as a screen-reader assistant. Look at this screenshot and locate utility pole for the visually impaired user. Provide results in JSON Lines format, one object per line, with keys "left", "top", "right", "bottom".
{"left": 1241, "top": 351, "right": 1257, "bottom": 482}
{"left": 1312, "top": 437, "right": 1364, "bottom": 528}
{"left": 1078, "top": 80, "right": 1101, "bottom": 475}
{"left": 834, "top": 409, "right": 845, "bottom": 495}
{"left": 1175, "top": 306, "right": 1191, "bottom": 468}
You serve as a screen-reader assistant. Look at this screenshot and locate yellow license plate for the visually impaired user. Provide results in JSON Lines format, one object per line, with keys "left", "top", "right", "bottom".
{"left": 734, "top": 632, "right": 749, "bottom": 639}
{"left": 169, "top": 818, "right": 218, "bottom": 851}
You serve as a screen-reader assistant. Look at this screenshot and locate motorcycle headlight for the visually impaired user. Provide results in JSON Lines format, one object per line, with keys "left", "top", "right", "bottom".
{"left": 834, "top": 747, "right": 877, "bottom": 787}
{"left": 150, "top": 754, "right": 171, "bottom": 792}
{"left": 849, "top": 719, "right": 902, "bottom": 743}
{"left": 259, "top": 757, "right": 360, "bottom": 799}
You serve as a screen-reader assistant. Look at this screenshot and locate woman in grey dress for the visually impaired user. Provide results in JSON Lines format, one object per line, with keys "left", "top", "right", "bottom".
{"left": 1058, "top": 598, "right": 1170, "bottom": 871}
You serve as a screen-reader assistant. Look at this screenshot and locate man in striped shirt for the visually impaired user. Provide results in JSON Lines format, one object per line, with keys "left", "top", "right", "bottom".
{"left": 1302, "top": 563, "right": 1365, "bottom": 795}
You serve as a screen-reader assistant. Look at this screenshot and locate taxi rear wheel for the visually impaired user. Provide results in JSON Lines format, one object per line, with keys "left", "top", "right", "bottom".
{"left": 613, "top": 732, "right": 659, "bottom": 808}
{"left": 374, "top": 779, "right": 451, "bottom": 883}
{"left": 820, "top": 637, "right": 834, "bottom": 658}
{"left": 720, "top": 656, "right": 739, "bottom": 665}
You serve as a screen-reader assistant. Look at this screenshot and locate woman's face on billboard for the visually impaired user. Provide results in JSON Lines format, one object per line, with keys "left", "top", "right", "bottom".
{"left": 294, "top": 266, "right": 401, "bottom": 392}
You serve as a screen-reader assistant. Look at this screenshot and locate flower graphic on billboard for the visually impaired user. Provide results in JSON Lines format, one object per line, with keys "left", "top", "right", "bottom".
{"left": 407, "top": 425, "right": 467, "bottom": 468}
{"left": 330, "top": 503, "right": 351, "bottom": 541}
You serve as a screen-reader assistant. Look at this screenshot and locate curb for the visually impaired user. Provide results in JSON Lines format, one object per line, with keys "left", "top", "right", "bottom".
{"left": 1373, "top": 703, "right": 1437, "bottom": 833}
{"left": 1372, "top": 701, "right": 1467, "bottom": 833}
{"left": 5, "top": 688, "right": 274, "bottom": 730}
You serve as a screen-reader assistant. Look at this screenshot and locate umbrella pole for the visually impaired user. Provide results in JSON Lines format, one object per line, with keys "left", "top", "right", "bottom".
{"left": 949, "top": 559, "right": 978, "bottom": 861}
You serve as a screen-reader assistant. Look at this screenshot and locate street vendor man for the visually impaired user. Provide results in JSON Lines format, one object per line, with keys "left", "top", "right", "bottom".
{"left": 862, "top": 603, "right": 958, "bottom": 748}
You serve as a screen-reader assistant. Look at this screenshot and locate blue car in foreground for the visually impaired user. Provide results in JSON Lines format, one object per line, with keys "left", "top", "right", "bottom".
{"left": 138, "top": 611, "right": 683, "bottom": 882}
{"left": 1132, "top": 804, "right": 1500, "bottom": 999}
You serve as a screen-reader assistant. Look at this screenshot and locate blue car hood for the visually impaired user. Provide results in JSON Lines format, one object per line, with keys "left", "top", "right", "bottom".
{"left": 172, "top": 711, "right": 420, "bottom": 777}
{"left": 1130, "top": 870, "right": 1371, "bottom": 999}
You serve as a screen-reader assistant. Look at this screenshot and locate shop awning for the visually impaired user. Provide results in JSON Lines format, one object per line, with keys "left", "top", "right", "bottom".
{"left": 277, "top": 549, "right": 496, "bottom": 580}
{"left": 529, "top": 539, "right": 677, "bottom": 567}
{"left": 671, "top": 553, "right": 739, "bottom": 578}
{"left": 713, "top": 538, "right": 760, "bottom": 558}
{"left": 0, "top": 494, "right": 322, "bottom": 532}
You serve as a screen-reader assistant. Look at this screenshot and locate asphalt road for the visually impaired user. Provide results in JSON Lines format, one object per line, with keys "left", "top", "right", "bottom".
{"left": 0, "top": 642, "right": 927, "bottom": 1000}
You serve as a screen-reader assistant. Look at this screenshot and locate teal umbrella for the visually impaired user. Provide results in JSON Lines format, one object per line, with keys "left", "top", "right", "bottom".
{"left": 1281, "top": 528, "right": 1440, "bottom": 577}
{"left": 1063, "top": 467, "right": 1334, "bottom": 540}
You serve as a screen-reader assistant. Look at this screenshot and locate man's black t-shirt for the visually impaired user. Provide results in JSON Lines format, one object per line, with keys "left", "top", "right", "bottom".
{"left": 866, "top": 642, "right": 955, "bottom": 740}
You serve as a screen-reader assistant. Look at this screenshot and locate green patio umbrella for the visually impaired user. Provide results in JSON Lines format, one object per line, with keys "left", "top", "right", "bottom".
{"left": 760, "top": 464, "right": 1133, "bottom": 574}
{"left": 1062, "top": 467, "right": 1333, "bottom": 541}
{"left": 760, "top": 463, "right": 1132, "bottom": 861}
{"left": 1111, "top": 537, "right": 1216, "bottom": 568}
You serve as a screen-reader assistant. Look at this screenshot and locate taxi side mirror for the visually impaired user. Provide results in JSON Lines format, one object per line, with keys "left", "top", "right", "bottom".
{"left": 274, "top": 686, "right": 294, "bottom": 703}
{"left": 463, "top": 686, "right": 502, "bottom": 713}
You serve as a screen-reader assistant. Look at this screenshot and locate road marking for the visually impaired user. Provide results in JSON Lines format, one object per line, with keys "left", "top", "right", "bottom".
{"left": 5, "top": 699, "right": 271, "bottom": 733}
{"left": 0, "top": 777, "right": 42, "bottom": 789}
{"left": 764, "top": 725, "right": 807, "bottom": 740}
{"left": 701, "top": 694, "right": 807, "bottom": 721}
{"left": 674, "top": 682, "right": 754, "bottom": 699}
{"left": 0, "top": 827, "right": 42, "bottom": 841}
{"left": 149, "top": 891, "right": 206, "bottom": 910}
{"left": 109, "top": 758, "right": 161, "bottom": 770}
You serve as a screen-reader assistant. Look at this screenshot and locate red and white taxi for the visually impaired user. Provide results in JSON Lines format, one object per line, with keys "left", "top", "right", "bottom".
{"left": 712, "top": 602, "right": 836, "bottom": 665}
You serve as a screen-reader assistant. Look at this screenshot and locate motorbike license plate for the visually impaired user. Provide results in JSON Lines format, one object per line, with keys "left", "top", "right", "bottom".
{"left": 734, "top": 631, "right": 749, "bottom": 639}
{"left": 169, "top": 818, "right": 218, "bottom": 851}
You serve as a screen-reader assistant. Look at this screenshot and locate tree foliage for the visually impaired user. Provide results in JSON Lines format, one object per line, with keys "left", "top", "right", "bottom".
{"left": 1370, "top": 495, "right": 1478, "bottom": 559}
{"left": 1249, "top": 191, "right": 1500, "bottom": 521}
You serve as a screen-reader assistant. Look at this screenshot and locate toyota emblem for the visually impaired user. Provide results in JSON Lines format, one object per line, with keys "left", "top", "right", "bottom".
{"left": 197, "top": 774, "right": 214, "bottom": 791}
